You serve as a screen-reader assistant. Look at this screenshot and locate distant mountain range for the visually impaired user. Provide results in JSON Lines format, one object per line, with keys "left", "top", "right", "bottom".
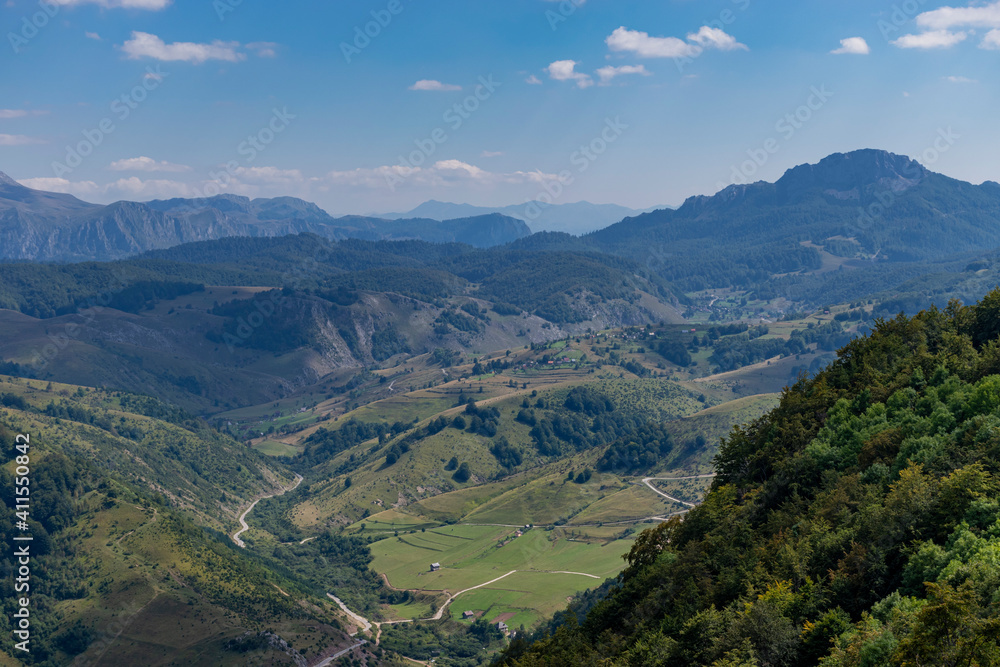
{"left": 593, "top": 149, "right": 1000, "bottom": 262}
{"left": 575, "top": 149, "right": 1000, "bottom": 302}
{"left": 0, "top": 176, "right": 531, "bottom": 261}
{"left": 4, "top": 149, "right": 999, "bottom": 286}
{"left": 376, "top": 200, "right": 669, "bottom": 235}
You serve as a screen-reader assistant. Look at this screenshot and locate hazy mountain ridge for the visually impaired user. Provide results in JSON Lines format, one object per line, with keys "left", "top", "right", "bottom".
{"left": 377, "top": 199, "right": 669, "bottom": 235}
{"left": 0, "top": 175, "right": 531, "bottom": 261}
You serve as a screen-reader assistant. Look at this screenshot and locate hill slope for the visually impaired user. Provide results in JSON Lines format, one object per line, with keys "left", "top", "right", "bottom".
{"left": 585, "top": 149, "right": 1000, "bottom": 297}
{"left": 503, "top": 292, "right": 1000, "bottom": 666}
{"left": 0, "top": 379, "right": 371, "bottom": 665}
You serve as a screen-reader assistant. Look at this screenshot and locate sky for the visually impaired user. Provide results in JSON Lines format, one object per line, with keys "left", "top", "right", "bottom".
{"left": 1, "top": 0, "right": 999, "bottom": 215}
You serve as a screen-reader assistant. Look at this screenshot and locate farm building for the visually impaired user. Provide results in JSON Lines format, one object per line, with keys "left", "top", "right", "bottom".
{"left": 462, "top": 611, "right": 475, "bottom": 619}
{"left": 430, "top": 563, "right": 441, "bottom": 572}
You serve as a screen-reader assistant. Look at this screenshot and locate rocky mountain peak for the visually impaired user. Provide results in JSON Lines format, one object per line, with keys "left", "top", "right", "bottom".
{"left": 0, "top": 171, "right": 23, "bottom": 188}
{"left": 776, "top": 149, "right": 927, "bottom": 200}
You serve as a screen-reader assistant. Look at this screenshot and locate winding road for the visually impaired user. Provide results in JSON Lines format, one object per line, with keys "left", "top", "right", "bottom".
{"left": 313, "top": 639, "right": 368, "bottom": 667}
{"left": 327, "top": 568, "right": 603, "bottom": 645}
{"left": 328, "top": 593, "right": 373, "bottom": 634}
{"left": 231, "top": 474, "right": 303, "bottom": 548}
{"left": 641, "top": 474, "right": 717, "bottom": 510}
{"left": 231, "top": 470, "right": 716, "bottom": 658}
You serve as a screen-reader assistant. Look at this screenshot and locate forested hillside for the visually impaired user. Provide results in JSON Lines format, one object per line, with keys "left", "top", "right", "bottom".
{"left": 0, "top": 379, "right": 376, "bottom": 665}
{"left": 501, "top": 293, "right": 1000, "bottom": 665}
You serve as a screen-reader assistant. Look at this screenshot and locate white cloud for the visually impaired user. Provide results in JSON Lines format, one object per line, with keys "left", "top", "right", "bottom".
{"left": 17, "top": 177, "right": 101, "bottom": 197}
{"left": 831, "top": 37, "right": 870, "bottom": 55}
{"left": 525, "top": 74, "right": 543, "bottom": 85}
{"left": 325, "top": 161, "right": 562, "bottom": 190}
{"left": 901, "top": 2, "right": 1000, "bottom": 50}
{"left": 104, "top": 177, "right": 195, "bottom": 199}
{"left": 434, "top": 160, "right": 488, "bottom": 179}
{"left": 687, "top": 26, "right": 748, "bottom": 51}
{"left": 595, "top": 64, "right": 650, "bottom": 84}
{"left": 0, "top": 134, "right": 44, "bottom": 146}
{"left": 982, "top": 28, "right": 1000, "bottom": 49}
{"left": 409, "top": 80, "right": 462, "bottom": 91}
{"left": 18, "top": 176, "right": 235, "bottom": 201}
{"left": 52, "top": 0, "right": 171, "bottom": 9}
{"left": 18, "top": 160, "right": 570, "bottom": 208}
{"left": 916, "top": 0, "right": 1000, "bottom": 30}
{"left": 85, "top": 31, "right": 101, "bottom": 41}
{"left": 108, "top": 156, "right": 191, "bottom": 173}
{"left": 231, "top": 166, "right": 305, "bottom": 185}
{"left": 246, "top": 42, "right": 278, "bottom": 58}
{"left": 121, "top": 31, "right": 245, "bottom": 63}
{"left": 606, "top": 27, "right": 697, "bottom": 58}
{"left": 606, "top": 25, "right": 745, "bottom": 59}
{"left": 945, "top": 75, "right": 978, "bottom": 83}
{"left": 892, "top": 30, "right": 968, "bottom": 49}
{"left": 0, "top": 109, "right": 47, "bottom": 119}
{"left": 546, "top": 60, "right": 593, "bottom": 88}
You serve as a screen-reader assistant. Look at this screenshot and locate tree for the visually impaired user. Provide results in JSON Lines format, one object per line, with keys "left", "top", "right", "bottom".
{"left": 453, "top": 462, "right": 472, "bottom": 483}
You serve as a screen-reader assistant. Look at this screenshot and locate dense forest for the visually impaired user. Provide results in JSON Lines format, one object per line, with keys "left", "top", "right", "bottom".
{"left": 0, "top": 234, "right": 676, "bottom": 326}
{"left": 501, "top": 291, "right": 1000, "bottom": 666}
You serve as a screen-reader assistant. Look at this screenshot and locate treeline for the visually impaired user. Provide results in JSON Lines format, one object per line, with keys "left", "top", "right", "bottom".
{"left": 301, "top": 419, "right": 410, "bottom": 466}
{"left": 0, "top": 232, "right": 674, "bottom": 328}
{"left": 520, "top": 387, "right": 666, "bottom": 466}
{"left": 596, "top": 423, "right": 674, "bottom": 472}
{"left": 708, "top": 321, "right": 853, "bottom": 371}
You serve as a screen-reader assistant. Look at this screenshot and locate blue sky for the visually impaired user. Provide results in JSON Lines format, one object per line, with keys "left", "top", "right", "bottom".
{"left": 1, "top": 0, "right": 998, "bottom": 214}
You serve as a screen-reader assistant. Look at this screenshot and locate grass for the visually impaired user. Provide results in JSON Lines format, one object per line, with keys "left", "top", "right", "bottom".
{"left": 369, "top": 524, "right": 632, "bottom": 629}
{"left": 569, "top": 483, "right": 681, "bottom": 524}
{"left": 447, "top": 571, "right": 600, "bottom": 629}
{"left": 253, "top": 439, "right": 301, "bottom": 457}
{"left": 26, "top": 489, "right": 348, "bottom": 666}
{"left": 650, "top": 477, "right": 714, "bottom": 505}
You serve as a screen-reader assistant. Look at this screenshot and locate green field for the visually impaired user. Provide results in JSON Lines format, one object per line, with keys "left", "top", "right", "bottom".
{"left": 253, "top": 439, "right": 302, "bottom": 457}
{"left": 370, "top": 523, "right": 632, "bottom": 628}
{"left": 448, "top": 571, "right": 602, "bottom": 629}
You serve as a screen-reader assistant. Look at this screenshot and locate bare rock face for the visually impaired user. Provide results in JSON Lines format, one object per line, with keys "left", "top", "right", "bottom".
{"left": 774, "top": 149, "right": 927, "bottom": 202}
